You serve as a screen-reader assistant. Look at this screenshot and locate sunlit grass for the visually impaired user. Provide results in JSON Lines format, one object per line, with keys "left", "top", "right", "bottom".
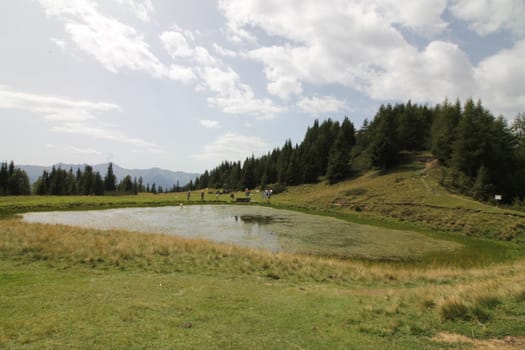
{"left": 1, "top": 219, "right": 524, "bottom": 349}
{"left": 1, "top": 158, "right": 525, "bottom": 348}
{"left": 272, "top": 160, "right": 525, "bottom": 241}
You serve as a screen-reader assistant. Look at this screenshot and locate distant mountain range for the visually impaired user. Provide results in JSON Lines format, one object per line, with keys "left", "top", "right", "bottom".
{"left": 20, "top": 163, "right": 200, "bottom": 189}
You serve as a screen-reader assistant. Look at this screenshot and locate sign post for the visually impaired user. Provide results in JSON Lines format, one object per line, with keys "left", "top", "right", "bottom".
{"left": 495, "top": 194, "right": 502, "bottom": 206}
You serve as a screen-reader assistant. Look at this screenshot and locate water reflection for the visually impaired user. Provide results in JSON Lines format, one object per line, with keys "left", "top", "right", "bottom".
{"left": 21, "top": 205, "right": 460, "bottom": 258}
{"left": 237, "top": 215, "right": 287, "bottom": 225}
{"left": 22, "top": 205, "right": 286, "bottom": 252}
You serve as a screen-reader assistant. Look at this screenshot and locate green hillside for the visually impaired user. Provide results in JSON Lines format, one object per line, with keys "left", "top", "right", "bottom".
{"left": 273, "top": 154, "right": 525, "bottom": 242}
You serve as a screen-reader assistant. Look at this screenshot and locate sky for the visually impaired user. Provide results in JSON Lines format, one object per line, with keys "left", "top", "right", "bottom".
{"left": 1, "top": 0, "right": 524, "bottom": 173}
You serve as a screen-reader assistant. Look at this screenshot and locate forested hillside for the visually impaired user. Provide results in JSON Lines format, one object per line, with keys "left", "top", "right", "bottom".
{"left": 192, "top": 99, "right": 525, "bottom": 205}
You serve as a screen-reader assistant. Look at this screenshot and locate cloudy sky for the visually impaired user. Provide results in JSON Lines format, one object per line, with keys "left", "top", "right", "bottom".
{"left": 1, "top": 0, "right": 524, "bottom": 173}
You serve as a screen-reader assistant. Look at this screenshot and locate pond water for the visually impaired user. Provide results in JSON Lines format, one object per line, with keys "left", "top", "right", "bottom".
{"left": 22, "top": 205, "right": 459, "bottom": 259}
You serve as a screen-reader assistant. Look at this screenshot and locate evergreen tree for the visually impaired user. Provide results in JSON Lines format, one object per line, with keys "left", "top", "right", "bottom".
{"left": 0, "top": 162, "right": 8, "bottom": 195}
{"left": 327, "top": 128, "right": 352, "bottom": 184}
{"left": 397, "top": 101, "right": 428, "bottom": 150}
{"left": 451, "top": 99, "right": 491, "bottom": 178}
{"left": 241, "top": 156, "right": 256, "bottom": 189}
{"left": 284, "top": 149, "right": 303, "bottom": 186}
{"left": 277, "top": 140, "right": 293, "bottom": 184}
{"left": 65, "top": 168, "right": 78, "bottom": 195}
{"left": 104, "top": 163, "right": 117, "bottom": 192}
{"left": 431, "top": 99, "right": 461, "bottom": 164}
{"left": 471, "top": 165, "right": 493, "bottom": 201}
{"left": 93, "top": 172, "right": 105, "bottom": 195}
{"left": 138, "top": 176, "right": 144, "bottom": 192}
{"left": 119, "top": 175, "right": 134, "bottom": 194}
{"left": 300, "top": 120, "right": 323, "bottom": 183}
{"left": 8, "top": 161, "right": 15, "bottom": 177}
{"left": 368, "top": 105, "right": 400, "bottom": 170}
{"left": 81, "top": 165, "right": 95, "bottom": 195}
{"left": 8, "top": 168, "right": 31, "bottom": 195}
{"left": 35, "top": 170, "right": 50, "bottom": 195}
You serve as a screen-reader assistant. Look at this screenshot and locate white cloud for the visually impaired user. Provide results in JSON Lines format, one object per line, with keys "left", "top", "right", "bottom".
{"left": 192, "top": 133, "right": 267, "bottom": 162}
{"left": 114, "top": 0, "right": 155, "bottom": 22}
{"left": 65, "top": 146, "right": 102, "bottom": 155}
{"left": 297, "top": 96, "right": 348, "bottom": 115}
{"left": 218, "top": 0, "right": 524, "bottom": 118}
{"left": 159, "top": 26, "right": 282, "bottom": 117}
{"left": 200, "top": 119, "right": 220, "bottom": 128}
{"left": 225, "top": 0, "right": 420, "bottom": 97}
{"left": 39, "top": 0, "right": 166, "bottom": 77}
{"left": 168, "top": 64, "right": 197, "bottom": 84}
{"left": 450, "top": 0, "right": 525, "bottom": 37}
{"left": 0, "top": 85, "right": 120, "bottom": 121}
{"left": 213, "top": 43, "right": 238, "bottom": 57}
{"left": 160, "top": 30, "right": 194, "bottom": 58}
{"left": 267, "top": 77, "right": 303, "bottom": 100}
{"left": 364, "top": 41, "right": 477, "bottom": 103}
{"left": 193, "top": 46, "right": 219, "bottom": 66}
{"left": 160, "top": 31, "right": 218, "bottom": 66}
{"left": 0, "top": 85, "right": 164, "bottom": 154}
{"left": 379, "top": 0, "right": 448, "bottom": 36}
{"left": 52, "top": 122, "right": 165, "bottom": 154}
{"left": 474, "top": 40, "right": 525, "bottom": 117}
{"left": 200, "top": 66, "right": 285, "bottom": 117}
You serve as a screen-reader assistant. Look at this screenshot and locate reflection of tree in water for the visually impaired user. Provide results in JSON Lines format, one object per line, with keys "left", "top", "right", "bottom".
{"left": 238, "top": 215, "right": 289, "bottom": 225}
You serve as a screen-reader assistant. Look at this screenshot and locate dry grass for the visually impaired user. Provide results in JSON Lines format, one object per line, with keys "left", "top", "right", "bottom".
{"left": 2, "top": 218, "right": 525, "bottom": 349}
{"left": 273, "top": 159, "right": 525, "bottom": 241}
{"left": 2, "top": 218, "right": 524, "bottom": 286}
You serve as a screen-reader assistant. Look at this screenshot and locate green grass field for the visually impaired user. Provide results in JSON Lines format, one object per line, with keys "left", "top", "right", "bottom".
{"left": 1, "top": 161, "right": 525, "bottom": 349}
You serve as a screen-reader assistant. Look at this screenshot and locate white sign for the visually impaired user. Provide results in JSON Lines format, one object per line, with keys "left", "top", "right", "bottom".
{"left": 495, "top": 194, "right": 502, "bottom": 201}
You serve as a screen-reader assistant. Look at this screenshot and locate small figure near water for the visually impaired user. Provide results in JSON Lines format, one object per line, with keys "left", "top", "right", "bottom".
{"left": 263, "top": 188, "right": 273, "bottom": 203}
{"left": 187, "top": 191, "right": 191, "bottom": 201}
{"left": 200, "top": 190, "right": 205, "bottom": 201}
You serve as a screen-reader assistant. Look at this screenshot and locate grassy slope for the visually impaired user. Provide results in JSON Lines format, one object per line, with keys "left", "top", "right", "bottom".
{"left": 273, "top": 156, "right": 525, "bottom": 242}
{"left": 1, "top": 159, "right": 525, "bottom": 349}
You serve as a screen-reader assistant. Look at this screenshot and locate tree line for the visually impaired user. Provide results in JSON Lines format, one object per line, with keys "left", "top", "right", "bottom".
{"left": 0, "top": 161, "right": 31, "bottom": 195}
{"left": 191, "top": 99, "right": 525, "bottom": 204}
{"left": 0, "top": 162, "right": 178, "bottom": 196}
{"left": 32, "top": 162, "right": 184, "bottom": 196}
{"left": 33, "top": 163, "right": 157, "bottom": 196}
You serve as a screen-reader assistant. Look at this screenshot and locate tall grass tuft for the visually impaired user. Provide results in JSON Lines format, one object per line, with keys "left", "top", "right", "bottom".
{"left": 439, "top": 298, "right": 471, "bottom": 321}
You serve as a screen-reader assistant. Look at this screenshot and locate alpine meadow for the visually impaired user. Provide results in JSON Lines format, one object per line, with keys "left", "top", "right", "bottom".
{"left": 2, "top": 99, "right": 525, "bottom": 349}
{"left": 2, "top": 1, "right": 525, "bottom": 349}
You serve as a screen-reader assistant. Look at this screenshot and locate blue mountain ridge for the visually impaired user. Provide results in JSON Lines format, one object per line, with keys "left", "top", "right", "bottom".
{"left": 19, "top": 163, "right": 199, "bottom": 190}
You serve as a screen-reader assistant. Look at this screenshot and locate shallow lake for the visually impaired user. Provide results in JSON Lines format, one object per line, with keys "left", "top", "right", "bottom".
{"left": 22, "top": 205, "right": 460, "bottom": 259}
